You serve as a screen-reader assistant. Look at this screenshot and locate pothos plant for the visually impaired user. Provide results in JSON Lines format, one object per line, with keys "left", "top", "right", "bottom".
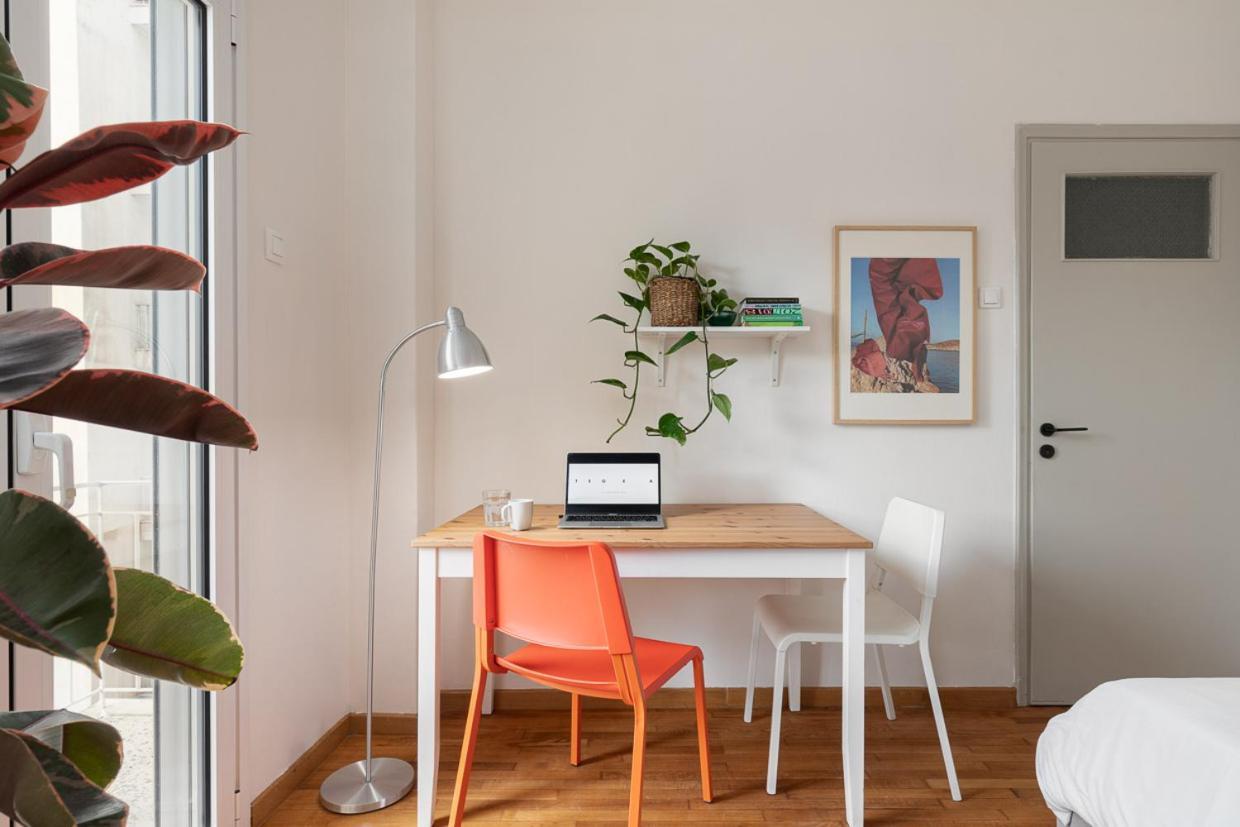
{"left": 0, "top": 33, "right": 254, "bottom": 826}
{"left": 591, "top": 240, "right": 737, "bottom": 445}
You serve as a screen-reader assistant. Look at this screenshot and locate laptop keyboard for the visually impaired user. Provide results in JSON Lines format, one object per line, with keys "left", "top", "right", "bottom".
{"left": 563, "top": 514, "right": 660, "bottom": 522}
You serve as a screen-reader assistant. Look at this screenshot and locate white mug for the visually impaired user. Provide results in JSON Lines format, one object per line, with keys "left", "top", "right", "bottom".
{"left": 501, "top": 498, "right": 535, "bottom": 531}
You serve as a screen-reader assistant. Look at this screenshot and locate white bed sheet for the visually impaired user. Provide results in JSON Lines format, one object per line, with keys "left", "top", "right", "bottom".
{"left": 1036, "top": 678, "right": 1240, "bottom": 826}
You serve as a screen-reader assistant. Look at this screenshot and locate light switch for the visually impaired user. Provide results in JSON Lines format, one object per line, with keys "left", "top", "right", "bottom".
{"left": 978, "top": 286, "right": 1002, "bottom": 309}
{"left": 265, "top": 228, "right": 285, "bottom": 265}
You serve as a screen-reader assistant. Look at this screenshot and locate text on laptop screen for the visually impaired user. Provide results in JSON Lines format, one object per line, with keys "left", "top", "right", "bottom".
{"left": 566, "top": 463, "right": 659, "bottom": 506}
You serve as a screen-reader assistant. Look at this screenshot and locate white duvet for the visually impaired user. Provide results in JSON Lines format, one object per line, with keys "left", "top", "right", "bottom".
{"left": 1036, "top": 678, "right": 1240, "bottom": 826}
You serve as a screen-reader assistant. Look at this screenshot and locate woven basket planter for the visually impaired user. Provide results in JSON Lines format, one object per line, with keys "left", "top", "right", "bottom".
{"left": 648, "top": 277, "right": 700, "bottom": 326}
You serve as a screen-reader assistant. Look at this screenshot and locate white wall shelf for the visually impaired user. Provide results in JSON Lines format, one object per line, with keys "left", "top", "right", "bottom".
{"left": 636, "top": 325, "right": 812, "bottom": 388}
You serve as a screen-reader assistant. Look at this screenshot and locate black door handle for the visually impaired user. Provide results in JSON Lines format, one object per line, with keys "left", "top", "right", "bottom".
{"left": 1040, "top": 422, "right": 1089, "bottom": 437}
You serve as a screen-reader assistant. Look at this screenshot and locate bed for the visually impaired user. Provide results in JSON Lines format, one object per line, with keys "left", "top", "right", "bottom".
{"left": 1036, "top": 678, "right": 1240, "bottom": 826}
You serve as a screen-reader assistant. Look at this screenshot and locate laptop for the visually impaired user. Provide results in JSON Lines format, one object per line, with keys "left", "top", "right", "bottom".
{"left": 558, "top": 452, "right": 666, "bottom": 529}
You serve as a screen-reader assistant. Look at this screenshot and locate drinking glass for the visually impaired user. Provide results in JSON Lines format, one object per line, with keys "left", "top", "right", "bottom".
{"left": 482, "top": 489, "right": 511, "bottom": 527}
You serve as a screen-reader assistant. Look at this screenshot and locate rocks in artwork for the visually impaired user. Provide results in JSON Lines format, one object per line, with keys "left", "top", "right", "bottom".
{"left": 850, "top": 346, "right": 942, "bottom": 394}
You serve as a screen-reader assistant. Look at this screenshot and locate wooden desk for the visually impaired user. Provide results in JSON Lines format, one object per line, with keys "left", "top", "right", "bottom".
{"left": 412, "top": 503, "right": 873, "bottom": 825}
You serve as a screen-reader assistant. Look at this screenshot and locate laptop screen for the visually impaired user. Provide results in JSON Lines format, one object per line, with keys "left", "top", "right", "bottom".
{"left": 565, "top": 452, "right": 660, "bottom": 514}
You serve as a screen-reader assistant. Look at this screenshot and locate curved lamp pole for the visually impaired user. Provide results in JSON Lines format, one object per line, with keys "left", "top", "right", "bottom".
{"left": 320, "top": 306, "right": 492, "bottom": 814}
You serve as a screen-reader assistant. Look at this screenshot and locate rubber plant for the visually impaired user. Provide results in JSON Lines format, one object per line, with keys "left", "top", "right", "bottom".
{"left": 591, "top": 240, "right": 737, "bottom": 445}
{"left": 0, "top": 33, "right": 253, "bottom": 826}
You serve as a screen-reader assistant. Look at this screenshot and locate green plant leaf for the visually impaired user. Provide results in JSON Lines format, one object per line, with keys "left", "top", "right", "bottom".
{"left": 718, "top": 298, "right": 737, "bottom": 310}
{"left": 590, "top": 313, "right": 627, "bottom": 327}
{"left": 664, "top": 331, "right": 699, "bottom": 356}
{"left": 14, "top": 369, "right": 259, "bottom": 450}
{"left": 627, "top": 240, "right": 652, "bottom": 260}
{"left": 707, "top": 353, "right": 738, "bottom": 373}
{"left": 670, "top": 241, "right": 692, "bottom": 252}
{"left": 0, "top": 33, "right": 47, "bottom": 168}
{"left": 592, "top": 378, "right": 627, "bottom": 390}
{"left": 0, "top": 242, "right": 205, "bottom": 292}
{"left": 0, "top": 308, "right": 90, "bottom": 409}
{"left": 618, "top": 292, "right": 646, "bottom": 313}
{"left": 0, "top": 710, "right": 123, "bottom": 790}
{"left": 623, "top": 350, "right": 657, "bottom": 367}
{"left": 656, "top": 412, "right": 687, "bottom": 445}
{"left": 0, "top": 490, "right": 115, "bottom": 674}
{"left": 644, "top": 426, "right": 661, "bottom": 436}
{"left": 104, "top": 568, "right": 244, "bottom": 691}
{"left": 0, "top": 729, "right": 128, "bottom": 826}
{"left": 712, "top": 392, "right": 733, "bottom": 421}
{"left": 651, "top": 244, "right": 674, "bottom": 259}
{"left": 623, "top": 266, "right": 650, "bottom": 285}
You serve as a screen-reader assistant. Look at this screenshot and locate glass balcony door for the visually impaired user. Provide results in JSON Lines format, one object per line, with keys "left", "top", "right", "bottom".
{"left": 6, "top": 2, "right": 212, "bottom": 824}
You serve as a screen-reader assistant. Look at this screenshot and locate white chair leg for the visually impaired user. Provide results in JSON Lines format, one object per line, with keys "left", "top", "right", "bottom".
{"left": 872, "top": 644, "right": 896, "bottom": 720}
{"left": 744, "top": 611, "right": 761, "bottom": 724}
{"left": 766, "top": 645, "right": 787, "bottom": 795}
{"left": 919, "top": 638, "right": 961, "bottom": 801}
{"left": 787, "top": 641, "right": 802, "bottom": 712}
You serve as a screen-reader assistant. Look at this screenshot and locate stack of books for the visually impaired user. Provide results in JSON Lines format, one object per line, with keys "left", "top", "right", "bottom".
{"left": 739, "top": 297, "right": 803, "bottom": 326}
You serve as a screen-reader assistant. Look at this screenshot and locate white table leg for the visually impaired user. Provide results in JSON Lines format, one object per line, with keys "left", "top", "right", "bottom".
{"left": 841, "top": 548, "right": 865, "bottom": 826}
{"left": 417, "top": 548, "right": 441, "bottom": 827}
{"left": 785, "top": 579, "right": 802, "bottom": 712}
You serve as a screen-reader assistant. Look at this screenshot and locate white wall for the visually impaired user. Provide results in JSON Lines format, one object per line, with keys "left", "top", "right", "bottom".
{"left": 424, "top": 0, "right": 1240, "bottom": 697}
{"left": 237, "top": 0, "right": 1240, "bottom": 794}
{"left": 238, "top": 0, "right": 354, "bottom": 807}
{"left": 343, "top": 0, "right": 439, "bottom": 716}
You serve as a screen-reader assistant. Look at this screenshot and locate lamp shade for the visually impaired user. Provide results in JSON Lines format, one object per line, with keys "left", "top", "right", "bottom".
{"left": 437, "top": 306, "right": 493, "bottom": 379}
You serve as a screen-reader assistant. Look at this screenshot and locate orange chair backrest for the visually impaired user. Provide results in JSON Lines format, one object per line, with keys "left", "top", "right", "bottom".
{"left": 473, "top": 531, "right": 635, "bottom": 655}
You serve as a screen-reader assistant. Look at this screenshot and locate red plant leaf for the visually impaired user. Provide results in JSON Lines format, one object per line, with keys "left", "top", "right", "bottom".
{"left": 0, "top": 120, "right": 242, "bottom": 210}
{"left": 0, "top": 242, "right": 205, "bottom": 291}
{"left": 0, "top": 33, "right": 47, "bottom": 168}
{"left": 15, "top": 369, "right": 258, "bottom": 450}
{"left": 0, "top": 308, "right": 90, "bottom": 408}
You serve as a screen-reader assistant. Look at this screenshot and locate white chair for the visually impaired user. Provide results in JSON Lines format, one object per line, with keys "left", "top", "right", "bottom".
{"left": 743, "top": 497, "right": 961, "bottom": 800}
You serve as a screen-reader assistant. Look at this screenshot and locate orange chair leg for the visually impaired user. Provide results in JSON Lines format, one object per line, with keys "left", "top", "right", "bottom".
{"left": 449, "top": 661, "right": 489, "bottom": 827}
{"left": 570, "top": 692, "right": 582, "bottom": 766}
{"left": 692, "top": 656, "right": 713, "bottom": 803}
{"left": 627, "top": 702, "right": 647, "bottom": 827}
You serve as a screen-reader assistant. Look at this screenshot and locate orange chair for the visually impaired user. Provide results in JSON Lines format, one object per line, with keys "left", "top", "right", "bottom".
{"left": 449, "top": 531, "right": 713, "bottom": 826}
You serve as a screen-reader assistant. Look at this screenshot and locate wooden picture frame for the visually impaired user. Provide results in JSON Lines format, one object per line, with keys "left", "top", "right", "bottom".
{"left": 833, "top": 226, "right": 977, "bottom": 424}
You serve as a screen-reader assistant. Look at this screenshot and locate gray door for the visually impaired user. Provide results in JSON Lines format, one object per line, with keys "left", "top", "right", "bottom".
{"left": 1027, "top": 131, "right": 1240, "bottom": 705}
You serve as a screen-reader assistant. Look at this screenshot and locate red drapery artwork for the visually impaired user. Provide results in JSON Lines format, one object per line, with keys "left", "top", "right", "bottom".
{"left": 852, "top": 257, "right": 943, "bottom": 382}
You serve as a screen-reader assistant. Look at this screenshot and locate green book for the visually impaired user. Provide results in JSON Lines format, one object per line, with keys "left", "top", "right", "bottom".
{"left": 742, "top": 313, "right": 803, "bottom": 321}
{"left": 741, "top": 320, "right": 803, "bottom": 327}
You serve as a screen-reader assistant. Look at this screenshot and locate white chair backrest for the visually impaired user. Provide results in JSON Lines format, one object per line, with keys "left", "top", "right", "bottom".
{"left": 874, "top": 497, "right": 945, "bottom": 598}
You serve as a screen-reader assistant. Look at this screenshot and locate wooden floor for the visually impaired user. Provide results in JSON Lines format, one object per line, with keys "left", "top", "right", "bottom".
{"left": 264, "top": 696, "right": 1065, "bottom": 826}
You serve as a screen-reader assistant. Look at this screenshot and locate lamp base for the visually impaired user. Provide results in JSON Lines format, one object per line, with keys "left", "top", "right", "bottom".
{"left": 318, "top": 757, "right": 414, "bottom": 814}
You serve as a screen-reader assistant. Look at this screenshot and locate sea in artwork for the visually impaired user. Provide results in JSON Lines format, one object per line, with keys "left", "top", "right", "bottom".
{"left": 925, "top": 348, "right": 959, "bottom": 394}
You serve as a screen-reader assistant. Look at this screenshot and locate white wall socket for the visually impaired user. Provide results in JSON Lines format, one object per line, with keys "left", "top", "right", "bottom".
{"left": 978, "top": 286, "right": 1002, "bottom": 309}
{"left": 265, "top": 228, "right": 285, "bottom": 265}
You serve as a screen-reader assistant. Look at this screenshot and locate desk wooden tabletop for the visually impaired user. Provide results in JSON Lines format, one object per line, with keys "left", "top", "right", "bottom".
{"left": 412, "top": 503, "right": 872, "bottom": 550}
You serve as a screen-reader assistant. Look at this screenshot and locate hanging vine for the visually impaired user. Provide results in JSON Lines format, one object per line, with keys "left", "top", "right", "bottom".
{"left": 590, "top": 240, "right": 737, "bottom": 445}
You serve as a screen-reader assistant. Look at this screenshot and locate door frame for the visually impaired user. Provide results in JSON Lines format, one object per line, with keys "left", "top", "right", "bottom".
{"left": 204, "top": 0, "right": 244, "bottom": 822}
{"left": 1014, "top": 123, "right": 1240, "bottom": 706}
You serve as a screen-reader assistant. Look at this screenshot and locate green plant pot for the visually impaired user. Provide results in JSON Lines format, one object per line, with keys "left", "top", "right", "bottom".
{"left": 707, "top": 310, "right": 737, "bottom": 327}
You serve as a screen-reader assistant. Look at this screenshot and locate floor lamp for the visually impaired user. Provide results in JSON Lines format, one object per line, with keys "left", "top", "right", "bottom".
{"left": 320, "top": 306, "right": 492, "bottom": 814}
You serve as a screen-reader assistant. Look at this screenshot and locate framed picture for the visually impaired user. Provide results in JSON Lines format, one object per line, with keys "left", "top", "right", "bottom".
{"left": 833, "top": 226, "right": 977, "bottom": 424}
